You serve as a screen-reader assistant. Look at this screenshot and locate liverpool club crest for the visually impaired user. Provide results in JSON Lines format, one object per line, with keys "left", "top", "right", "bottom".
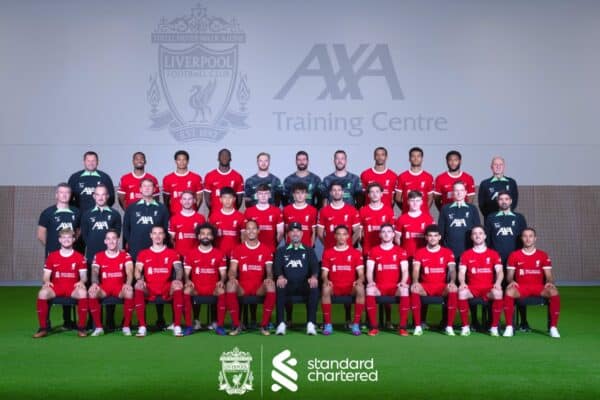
{"left": 148, "top": 4, "right": 249, "bottom": 142}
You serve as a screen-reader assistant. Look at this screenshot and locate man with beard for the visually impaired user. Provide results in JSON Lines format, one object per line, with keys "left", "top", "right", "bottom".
{"left": 434, "top": 150, "right": 475, "bottom": 210}
{"left": 282, "top": 150, "right": 322, "bottom": 208}
{"left": 321, "top": 150, "right": 363, "bottom": 208}
{"left": 203, "top": 148, "right": 244, "bottom": 212}
{"left": 478, "top": 156, "right": 519, "bottom": 220}
{"left": 117, "top": 152, "right": 160, "bottom": 210}
{"left": 360, "top": 147, "right": 397, "bottom": 207}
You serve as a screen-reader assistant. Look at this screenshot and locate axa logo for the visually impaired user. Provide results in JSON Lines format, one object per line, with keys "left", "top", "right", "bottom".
{"left": 271, "top": 349, "right": 298, "bottom": 392}
{"left": 496, "top": 227, "right": 514, "bottom": 236}
{"left": 137, "top": 216, "right": 154, "bottom": 225}
{"left": 92, "top": 221, "right": 109, "bottom": 231}
{"left": 275, "top": 44, "right": 403, "bottom": 100}
{"left": 449, "top": 218, "right": 467, "bottom": 228}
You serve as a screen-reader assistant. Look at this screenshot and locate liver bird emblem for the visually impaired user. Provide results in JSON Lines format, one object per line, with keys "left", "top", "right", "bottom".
{"left": 189, "top": 79, "right": 217, "bottom": 122}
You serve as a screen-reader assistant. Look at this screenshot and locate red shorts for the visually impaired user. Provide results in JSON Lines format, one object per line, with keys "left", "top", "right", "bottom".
{"left": 468, "top": 285, "right": 493, "bottom": 299}
{"left": 100, "top": 283, "right": 122, "bottom": 298}
{"left": 52, "top": 281, "right": 75, "bottom": 297}
{"left": 331, "top": 282, "right": 354, "bottom": 296}
{"left": 421, "top": 282, "right": 447, "bottom": 296}
{"left": 517, "top": 284, "right": 544, "bottom": 298}
{"left": 240, "top": 280, "right": 263, "bottom": 296}
{"left": 193, "top": 280, "right": 217, "bottom": 296}
{"left": 377, "top": 285, "right": 398, "bottom": 296}
{"left": 146, "top": 281, "right": 172, "bottom": 301}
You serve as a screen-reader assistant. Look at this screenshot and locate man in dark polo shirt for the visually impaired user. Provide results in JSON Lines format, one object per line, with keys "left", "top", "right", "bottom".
{"left": 273, "top": 222, "right": 320, "bottom": 336}
{"left": 68, "top": 151, "right": 115, "bottom": 213}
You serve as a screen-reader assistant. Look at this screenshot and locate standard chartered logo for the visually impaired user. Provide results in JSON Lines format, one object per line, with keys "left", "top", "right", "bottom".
{"left": 271, "top": 349, "right": 298, "bottom": 392}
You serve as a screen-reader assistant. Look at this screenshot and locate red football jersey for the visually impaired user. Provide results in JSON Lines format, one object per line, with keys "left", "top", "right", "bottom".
{"left": 203, "top": 168, "right": 244, "bottom": 210}
{"left": 433, "top": 171, "right": 476, "bottom": 206}
{"left": 162, "top": 171, "right": 204, "bottom": 213}
{"left": 317, "top": 203, "right": 360, "bottom": 249}
{"left": 230, "top": 242, "right": 273, "bottom": 287}
{"left": 168, "top": 211, "right": 207, "bottom": 258}
{"left": 282, "top": 203, "right": 318, "bottom": 248}
{"left": 359, "top": 203, "right": 395, "bottom": 256}
{"left": 184, "top": 246, "right": 227, "bottom": 289}
{"left": 395, "top": 169, "right": 434, "bottom": 213}
{"left": 394, "top": 211, "right": 434, "bottom": 259}
{"left": 322, "top": 246, "right": 364, "bottom": 287}
{"left": 244, "top": 204, "right": 283, "bottom": 250}
{"left": 460, "top": 248, "right": 502, "bottom": 287}
{"left": 92, "top": 250, "right": 132, "bottom": 286}
{"left": 367, "top": 245, "right": 408, "bottom": 287}
{"left": 44, "top": 250, "right": 87, "bottom": 285}
{"left": 360, "top": 168, "right": 397, "bottom": 207}
{"left": 414, "top": 246, "right": 455, "bottom": 284}
{"left": 507, "top": 249, "right": 552, "bottom": 286}
{"left": 209, "top": 208, "right": 244, "bottom": 257}
{"left": 117, "top": 172, "right": 160, "bottom": 209}
{"left": 136, "top": 247, "right": 180, "bottom": 290}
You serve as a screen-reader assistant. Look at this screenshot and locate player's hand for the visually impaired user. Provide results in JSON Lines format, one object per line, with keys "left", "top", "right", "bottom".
{"left": 308, "top": 276, "right": 318, "bottom": 288}
{"left": 277, "top": 276, "right": 287, "bottom": 288}
{"left": 447, "top": 282, "right": 457, "bottom": 291}
{"left": 74, "top": 281, "right": 86, "bottom": 290}
{"left": 228, "top": 278, "right": 238, "bottom": 287}
{"left": 263, "top": 278, "right": 274, "bottom": 286}
{"left": 216, "top": 281, "right": 225, "bottom": 290}
{"left": 135, "top": 279, "right": 146, "bottom": 290}
{"left": 184, "top": 281, "right": 195, "bottom": 290}
{"left": 42, "top": 282, "right": 54, "bottom": 289}
{"left": 544, "top": 282, "right": 556, "bottom": 290}
{"left": 89, "top": 283, "right": 100, "bottom": 296}
{"left": 459, "top": 283, "right": 468, "bottom": 291}
{"left": 323, "top": 280, "right": 332, "bottom": 288}
{"left": 507, "top": 281, "right": 519, "bottom": 289}
{"left": 411, "top": 282, "right": 422, "bottom": 292}
{"left": 493, "top": 283, "right": 502, "bottom": 291}
{"left": 398, "top": 282, "right": 409, "bottom": 289}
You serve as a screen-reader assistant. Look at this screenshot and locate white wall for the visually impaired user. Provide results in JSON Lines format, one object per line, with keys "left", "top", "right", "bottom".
{"left": 0, "top": 0, "right": 598, "bottom": 185}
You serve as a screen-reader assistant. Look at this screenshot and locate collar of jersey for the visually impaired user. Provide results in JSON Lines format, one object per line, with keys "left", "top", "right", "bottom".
{"left": 136, "top": 199, "right": 159, "bottom": 206}
{"left": 92, "top": 206, "right": 110, "bottom": 212}
{"left": 496, "top": 210, "right": 515, "bottom": 216}
{"left": 286, "top": 244, "right": 306, "bottom": 250}
{"left": 490, "top": 176, "right": 508, "bottom": 182}
{"left": 449, "top": 202, "right": 467, "bottom": 208}
{"left": 80, "top": 170, "right": 101, "bottom": 177}
{"left": 54, "top": 207, "right": 74, "bottom": 214}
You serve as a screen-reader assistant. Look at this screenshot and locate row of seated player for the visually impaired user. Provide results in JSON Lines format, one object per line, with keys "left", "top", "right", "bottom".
{"left": 33, "top": 222, "right": 560, "bottom": 339}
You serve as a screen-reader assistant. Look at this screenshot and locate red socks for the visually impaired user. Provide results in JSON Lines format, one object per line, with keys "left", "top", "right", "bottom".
{"left": 503, "top": 295, "right": 515, "bottom": 326}
{"left": 322, "top": 303, "right": 332, "bottom": 324}
{"left": 183, "top": 294, "right": 193, "bottom": 327}
{"left": 88, "top": 298, "right": 102, "bottom": 328}
{"left": 217, "top": 293, "right": 226, "bottom": 327}
{"left": 458, "top": 298, "right": 469, "bottom": 327}
{"left": 172, "top": 290, "right": 183, "bottom": 327}
{"left": 447, "top": 292, "right": 458, "bottom": 327}
{"left": 261, "top": 292, "right": 276, "bottom": 327}
{"left": 410, "top": 293, "right": 422, "bottom": 326}
{"left": 399, "top": 295, "right": 410, "bottom": 328}
{"left": 491, "top": 299, "right": 503, "bottom": 328}
{"left": 77, "top": 298, "right": 89, "bottom": 330}
{"left": 36, "top": 299, "right": 49, "bottom": 329}
{"left": 225, "top": 292, "right": 240, "bottom": 327}
{"left": 134, "top": 289, "right": 146, "bottom": 327}
{"left": 123, "top": 297, "right": 134, "bottom": 328}
{"left": 353, "top": 303, "right": 364, "bottom": 324}
{"left": 366, "top": 295, "right": 377, "bottom": 329}
{"left": 550, "top": 295, "right": 560, "bottom": 327}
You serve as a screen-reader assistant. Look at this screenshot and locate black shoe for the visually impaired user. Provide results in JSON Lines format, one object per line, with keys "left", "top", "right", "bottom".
{"left": 471, "top": 319, "right": 482, "bottom": 332}
{"left": 519, "top": 322, "right": 532, "bottom": 332}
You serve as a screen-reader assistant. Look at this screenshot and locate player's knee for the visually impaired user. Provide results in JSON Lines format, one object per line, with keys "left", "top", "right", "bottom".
{"left": 73, "top": 288, "right": 87, "bottom": 299}
{"left": 225, "top": 281, "right": 237, "bottom": 292}
{"left": 366, "top": 286, "right": 377, "bottom": 296}
{"left": 215, "top": 287, "right": 224, "bottom": 296}
{"left": 134, "top": 281, "right": 145, "bottom": 291}
{"left": 171, "top": 281, "right": 183, "bottom": 291}
{"left": 38, "top": 289, "right": 50, "bottom": 300}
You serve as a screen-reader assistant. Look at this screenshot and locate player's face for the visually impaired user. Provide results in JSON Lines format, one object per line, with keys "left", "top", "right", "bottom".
{"left": 522, "top": 230, "right": 536, "bottom": 247}
{"left": 426, "top": 232, "right": 441, "bottom": 247}
{"left": 220, "top": 194, "right": 235, "bottom": 209}
{"left": 288, "top": 228, "right": 303, "bottom": 243}
{"left": 180, "top": 193, "right": 195, "bottom": 210}
{"left": 140, "top": 181, "right": 154, "bottom": 198}
{"left": 330, "top": 185, "right": 343, "bottom": 201}
{"left": 374, "top": 149, "right": 386, "bottom": 166}
{"left": 447, "top": 155, "right": 461, "bottom": 172}
{"left": 93, "top": 187, "right": 108, "bottom": 207}
{"left": 293, "top": 189, "right": 307, "bottom": 203}
{"left": 58, "top": 233, "right": 75, "bottom": 249}
{"left": 218, "top": 150, "right": 231, "bottom": 166}
{"left": 104, "top": 232, "right": 119, "bottom": 251}
{"left": 379, "top": 226, "right": 395, "bottom": 243}
{"left": 498, "top": 194, "right": 512, "bottom": 210}
{"left": 84, "top": 154, "right": 98, "bottom": 171}
{"left": 368, "top": 187, "right": 382, "bottom": 203}
{"left": 198, "top": 228, "right": 214, "bottom": 245}
{"left": 334, "top": 228, "right": 349, "bottom": 246}
{"left": 257, "top": 190, "right": 270, "bottom": 204}
{"left": 453, "top": 184, "right": 466, "bottom": 202}
{"left": 491, "top": 158, "right": 505, "bottom": 175}
{"left": 175, "top": 154, "right": 188, "bottom": 170}
{"left": 334, "top": 153, "right": 347, "bottom": 171}
{"left": 257, "top": 155, "right": 270, "bottom": 171}
{"left": 245, "top": 222, "right": 259, "bottom": 241}
{"left": 133, "top": 154, "right": 146, "bottom": 169}
{"left": 150, "top": 228, "right": 165, "bottom": 245}
{"left": 409, "top": 151, "right": 423, "bottom": 167}
{"left": 296, "top": 154, "right": 308, "bottom": 171}
{"left": 56, "top": 187, "right": 71, "bottom": 203}
{"left": 471, "top": 228, "right": 486, "bottom": 246}
{"left": 408, "top": 196, "right": 423, "bottom": 212}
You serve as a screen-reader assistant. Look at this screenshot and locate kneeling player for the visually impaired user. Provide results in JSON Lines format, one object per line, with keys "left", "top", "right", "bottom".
{"left": 503, "top": 228, "right": 561, "bottom": 338}
{"left": 87, "top": 229, "right": 134, "bottom": 336}
{"left": 457, "top": 226, "right": 504, "bottom": 336}
{"left": 34, "top": 228, "right": 88, "bottom": 338}
{"left": 133, "top": 225, "right": 184, "bottom": 337}
{"left": 321, "top": 225, "right": 365, "bottom": 336}
{"left": 410, "top": 224, "right": 458, "bottom": 336}
{"left": 228, "top": 220, "right": 276, "bottom": 336}
{"left": 365, "top": 224, "right": 410, "bottom": 336}
{"left": 183, "top": 223, "right": 228, "bottom": 336}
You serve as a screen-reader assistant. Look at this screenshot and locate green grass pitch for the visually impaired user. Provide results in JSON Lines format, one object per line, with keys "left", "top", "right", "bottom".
{"left": 1, "top": 287, "right": 599, "bottom": 399}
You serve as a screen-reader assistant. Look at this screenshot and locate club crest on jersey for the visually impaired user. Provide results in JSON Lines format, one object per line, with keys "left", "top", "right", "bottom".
{"left": 258, "top": 254, "right": 263, "bottom": 262}
{"left": 332, "top": 265, "right": 337, "bottom": 272}
{"left": 71, "top": 263, "right": 76, "bottom": 270}
{"left": 536, "top": 260, "right": 540, "bottom": 267}
{"left": 148, "top": 5, "right": 249, "bottom": 142}
{"left": 218, "top": 347, "right": 254, "bottom": 395}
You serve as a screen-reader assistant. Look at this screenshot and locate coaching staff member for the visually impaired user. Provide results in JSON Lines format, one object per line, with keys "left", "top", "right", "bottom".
{"left": 274, "top": 222, "right": 320, "bottom": 336}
